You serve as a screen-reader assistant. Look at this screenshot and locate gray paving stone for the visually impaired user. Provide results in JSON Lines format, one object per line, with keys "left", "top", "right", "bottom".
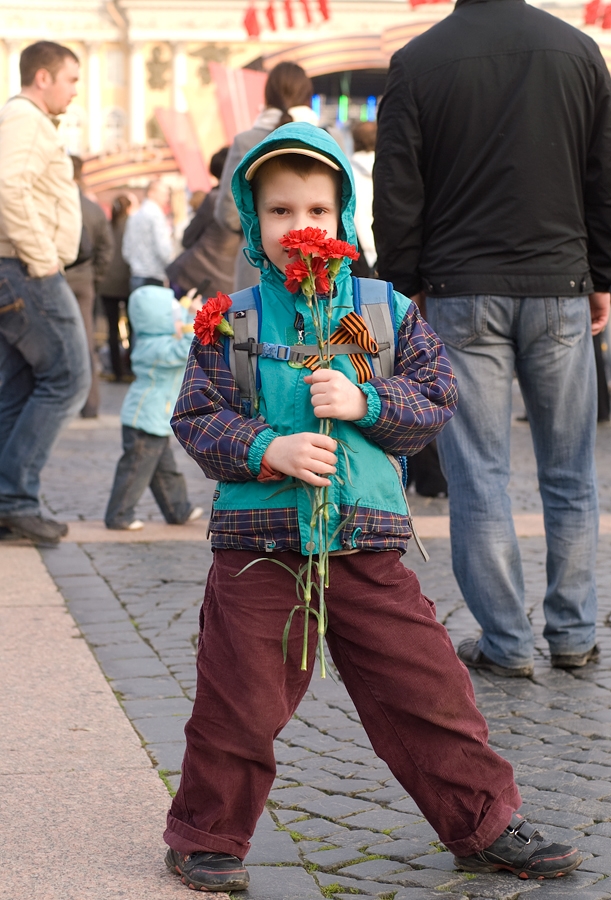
{"left": 325, "top": 829, "right": 393, "bottom": 849}
{"left": 408, "top": 851, "right": 455, "bottom": 870}
{"left": 581, "top": 857, "right": 611, "bottom": 876}
{"left": 289, "top": 818, "right": 345, "bottom": 839}
{"left": 247, "top": 811, "right": 301, "bottom": 864}
{"left": 586, "top": 823, "right": 611, "bottom": 837}
{"left": 304, "top": 847, "right": 368, "bottom": 869}
{"left": 242, "top": 865, "right": 323, "bottom": 900}
{"left": 340, "top": 809, "right": 422, "bottom": 832}
{"left": 108, "top": 676, "right": 185, "bottom": 699}
{"left": 338, "top": 858, "right": 410, "bottom": 879}
{"left": 131, "top": 714, "right": 189, "bottom": 744}
{"left": 269, "top": 785, "right": 378, "bottom": 819}
{"left": 365, "top": 839, "right": 426, "bottom": 862}
{"left": 98, "top": 656, "right": 171, "bottom": 678}
{"left": 93, "top": 643, "right": 160, "bottom": 663}
{"left": 121, "top": 697, "right": 193, "bottom": 718}
{"left": 391, "top": 892, "right": 465, "bottom": 900}
{"left": 578, "top": 835, "right": 611, "bottom": 857}
{"left": 145, "top": 741, "right": 186, "bottom": 772}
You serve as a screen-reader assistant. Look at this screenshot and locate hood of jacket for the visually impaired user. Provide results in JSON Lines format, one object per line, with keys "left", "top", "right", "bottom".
{"left": 128, "top": 285, "right": 180, "bottom": 336}
{"left": 231, "top": 122, "right": 358, "bottom": 280}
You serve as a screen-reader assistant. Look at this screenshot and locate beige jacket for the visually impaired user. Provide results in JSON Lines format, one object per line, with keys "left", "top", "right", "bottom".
{"left": 0, "top": 96, "right": 81, "bottom": 277}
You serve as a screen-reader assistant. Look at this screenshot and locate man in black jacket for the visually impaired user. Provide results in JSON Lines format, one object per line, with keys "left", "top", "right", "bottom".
{"left": 374, "top": 0, "right": 611, "bottom": 678}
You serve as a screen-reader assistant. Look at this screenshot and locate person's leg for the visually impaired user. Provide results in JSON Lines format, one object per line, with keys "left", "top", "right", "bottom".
{"left": 104, "top": 426, "right": 165, "bottom": 528}
{"left": 149, "top": 440, "right": 192, "bottom": 524}
{"left": 516, "top": 297, "right": 598, "bottom": 659}
{"left": 324, "top": 552, "right": 520, "bottom": 858}
{"left": 0, "top": 335, "right": 34, "bottom": 455}
{"left": 593, "top": 332, "right": 610, "bottom": 422}
{"left": 101, "top": 295, "right": 122, "bottom": 381}
{"left": 0, "top": 262, "right": 90, "bottom": 517}
{"left": 165, "top": 549, "right": 317, "bottom": 859}
{"left": 68, "top": 269, "right": 99, "bottom": 417}
{"left": 426, "top": 296, "right": 533, "bottom": 669}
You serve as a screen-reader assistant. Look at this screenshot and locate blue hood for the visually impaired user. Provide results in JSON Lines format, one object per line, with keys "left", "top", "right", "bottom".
{"left": 128, "top": 285, "right": 180, "bottom": 336}
{"left": 231, "top": 123, "right": 357, "bottom": 275}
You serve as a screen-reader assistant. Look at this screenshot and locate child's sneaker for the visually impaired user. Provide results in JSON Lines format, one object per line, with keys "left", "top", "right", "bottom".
{"left": 454, "top": 814, "right": 582, "bottom": 879}
{"left": 165, "top": 848, "right": 249, "bottom": 891}
{"left": 186, "top": 506, "right": 204, "bottom": 523}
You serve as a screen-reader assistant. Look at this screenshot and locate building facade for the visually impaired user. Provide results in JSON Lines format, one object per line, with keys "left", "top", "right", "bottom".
{"left": 1, "top": 0, "right": 608, "bottom": 189}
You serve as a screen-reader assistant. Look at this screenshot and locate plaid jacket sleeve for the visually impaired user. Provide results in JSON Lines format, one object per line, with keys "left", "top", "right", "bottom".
{"left": 171, "top": 338, "right": 275, "bottom": 482}
{"left": 357, "top": 300, "right": 458, "bottom": 455}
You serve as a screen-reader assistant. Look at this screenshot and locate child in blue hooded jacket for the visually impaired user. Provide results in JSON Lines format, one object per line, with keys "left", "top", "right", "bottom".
{"left": 163, "top": 124, "right": 581, "bottom": 891}
{"left": 104, "top": 285, "right": 202, "bottom": 530}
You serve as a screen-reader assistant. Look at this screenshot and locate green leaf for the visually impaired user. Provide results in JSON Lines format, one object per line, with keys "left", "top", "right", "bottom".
{"left": 232, "top": 557, "right": 306, "bottom": 594}
{"left": 327, "top": 500, "right": 360, "bottom": 548}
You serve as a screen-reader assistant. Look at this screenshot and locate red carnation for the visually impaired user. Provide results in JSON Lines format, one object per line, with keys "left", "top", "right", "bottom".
{"left": 284, "top": 258, "right": 312, "bottom": 294}
{"left": 311, "top": 255, "right": 330, "bottom": 294}
{"left": 193, "top": 292, "right": 233, "bottom": 345}
{"left": 321, "top": 238, "right": 360, "bottom": 261}
{"left": 279, "top": 227, "right": 329, "bottom": 258}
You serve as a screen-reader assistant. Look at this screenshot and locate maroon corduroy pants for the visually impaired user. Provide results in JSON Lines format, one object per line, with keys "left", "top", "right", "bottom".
{"left": 164, "top": 549, "right": 520, "bottom": 859}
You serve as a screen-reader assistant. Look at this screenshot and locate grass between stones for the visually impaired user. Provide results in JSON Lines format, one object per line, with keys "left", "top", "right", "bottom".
{"left": 158, "top": 769, "right": 177, "bottom": 797}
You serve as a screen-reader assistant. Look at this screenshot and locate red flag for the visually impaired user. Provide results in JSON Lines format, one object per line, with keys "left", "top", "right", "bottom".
{"left": 300, "top": 0, "right": 312, "bottom": 22}
{"left": 584, "top": 0, "right": 601, "bottom": 22}
{"left": 266, "top": 0, "right": 277, "bottom": 29}
{"left": 284, "top": 0, "right": 295, "bottom": 27}
{"left": 244, "top": 3, "right": 260, "bottom": 37}
{"left": 602, "top": 2, "right": 611, "bottom": 25}
{"left": 318, "top": 0, "right": 330, "bottom": 18}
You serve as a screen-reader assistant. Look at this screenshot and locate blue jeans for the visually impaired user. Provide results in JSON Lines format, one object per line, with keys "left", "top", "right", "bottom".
{"left": 0, "top": 260, "right": 90, "bottom": 516}
{"left": 426, "top": 295, "right": 598, "bottom": 667}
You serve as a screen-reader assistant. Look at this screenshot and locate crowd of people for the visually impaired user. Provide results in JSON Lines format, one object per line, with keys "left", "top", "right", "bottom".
{"left": 1, "top": 6, "right": 611, "bottom": 889}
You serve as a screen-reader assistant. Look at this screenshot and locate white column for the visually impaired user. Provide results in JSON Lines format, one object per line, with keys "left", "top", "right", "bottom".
{"left": 129, "top": 41, "right": 146, "bottom": 145}
{"left": 171, "top": 42, "right": 188, "bottom": 113}
{"left": 7, "top": 41, "right": 21, "bottom": 98}
{"left": 86, "top": 42, "right": 102, "bottom": 154}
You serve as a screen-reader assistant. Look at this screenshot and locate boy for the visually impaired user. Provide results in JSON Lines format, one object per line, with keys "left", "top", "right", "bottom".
{"left": 164, "top": 123, "right": 582, "bottom": 892}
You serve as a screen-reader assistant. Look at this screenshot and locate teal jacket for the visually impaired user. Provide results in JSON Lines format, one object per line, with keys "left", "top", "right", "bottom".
{"left": 172, "top": 124, "right": 457, "bottom": 554}
{"left": 121, "top": 286, "right": 193, "bottom": 437}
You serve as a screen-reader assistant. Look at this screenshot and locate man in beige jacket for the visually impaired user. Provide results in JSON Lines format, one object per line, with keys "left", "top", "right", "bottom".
{"left": 0, "top": 41, "right": 90, "bottom": 545}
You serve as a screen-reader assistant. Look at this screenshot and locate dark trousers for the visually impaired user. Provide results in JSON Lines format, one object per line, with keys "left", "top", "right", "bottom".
{"left": 101, "top": 295, "right": 131, "bottom": 380}
{"left": 105, "top": 425, "right": 191, "bottom": 528}
{"left": 165, "top": 550, "right": 520, "bottom": 860}
{"left": 65, "top": 263, "right": 99, "bottom": 417}
{"left": 594, "top": 332, "right": 610, "bottom": 422}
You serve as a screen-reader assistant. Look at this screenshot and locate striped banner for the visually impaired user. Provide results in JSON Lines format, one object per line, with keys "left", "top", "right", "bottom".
{"left": 209, "top": 62, "right": 268, "bottom": 142}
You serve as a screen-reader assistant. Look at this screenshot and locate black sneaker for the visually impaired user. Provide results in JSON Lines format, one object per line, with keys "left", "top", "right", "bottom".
{"left": 165, "top": 848, "right": 250, "bottom": 891}
{"left": 0, "top": 514, "right": 68, "bottom": 545}
{"left": 454, "top": 814, "right": 582, "bottom": 879}
{"left": 457, "top": 638, "right": 534, "bottom": 678}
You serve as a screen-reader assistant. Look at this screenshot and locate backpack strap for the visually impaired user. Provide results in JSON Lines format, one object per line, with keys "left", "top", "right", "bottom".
{"left": 224, "top": 286, "right": 261, "bottom": 417}
{"left": 352, "top": 277, "right": 396, "bottom": 379}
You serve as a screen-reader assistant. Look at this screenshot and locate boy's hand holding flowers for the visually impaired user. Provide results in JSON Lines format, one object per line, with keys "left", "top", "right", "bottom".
{"left": 263, "top": 433, "right": 338, "bottom": 487}
{"left": 305, "top": 369, "right": 368, "bottom": 421}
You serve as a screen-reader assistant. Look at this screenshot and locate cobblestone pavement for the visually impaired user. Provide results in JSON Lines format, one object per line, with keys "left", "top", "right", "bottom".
{"left": 32, "top": 380, "right": 611, "bottom": 899}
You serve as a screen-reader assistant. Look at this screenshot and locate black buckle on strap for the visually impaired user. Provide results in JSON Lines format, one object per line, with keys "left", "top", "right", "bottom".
{"left": 508, "top": 818, "right": 536, "bottom": 844}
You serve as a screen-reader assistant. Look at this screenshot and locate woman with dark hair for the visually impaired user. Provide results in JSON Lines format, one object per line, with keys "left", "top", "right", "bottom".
{"left": 214, "top": 61, "right": 317, "bottom": 291}
{"left": 100, "top": 194, "right": 134, "bottom": 381}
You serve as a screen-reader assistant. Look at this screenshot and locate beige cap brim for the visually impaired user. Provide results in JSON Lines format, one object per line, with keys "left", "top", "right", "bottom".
{"left": 244, "top": 147, "right": 341, "bottom": 182}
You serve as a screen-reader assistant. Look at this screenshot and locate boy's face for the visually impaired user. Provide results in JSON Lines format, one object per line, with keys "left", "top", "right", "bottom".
{"left": 256, "top": 168, "right": 340, "bottom": 273}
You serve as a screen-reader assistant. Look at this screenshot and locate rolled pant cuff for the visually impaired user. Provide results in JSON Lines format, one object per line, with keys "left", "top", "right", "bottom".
{"left": 164, "top": 814, "right": 250, "bottom": 860}
{"left": 442, "top": 790, "right": 521, "bottom": 858}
